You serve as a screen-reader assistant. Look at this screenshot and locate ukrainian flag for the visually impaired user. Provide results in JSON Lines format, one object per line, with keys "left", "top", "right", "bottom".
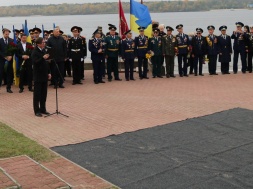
{"left": 24, "top": 20, "right": 32, "bottom": 43}
{"left": 12, "top": 25, "right": 19, "bottom": 86}
{"left": 130, "top": 0, "right": 152, "bottom": 37}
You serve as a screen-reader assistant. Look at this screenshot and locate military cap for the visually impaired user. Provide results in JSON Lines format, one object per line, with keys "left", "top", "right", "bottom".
{"left": 29, "top": 29, "right": 34, "bottom": 34}
{"left": 176, "top": 24, "right": 183, "bottom": 29}
{"left": 152, "top": 23, "right": 159, "bottom": 29}
{"left": 236, "top": 22, "right": 244, "bottom": 27}
{"left": 153, "top": 28, "right": 160, "bottom": 33}
{"left": 71, "top": 26, "right": 82, "bottom": 32}
{"left": 138, "top": 27, "right": 146, "bottom": 31}
{"left": 124, "top": 30, "right": 132, "bottom": 35}
{"left": 14, "top": 29, "right": 20, "bottom": 33}
{"left": 93, "top": 29, "right": 101, "bottom": 35}
{"left": 19, "top": 29, "right": 24, "bottom": 34}
{"left": 166, "top": 26, "right": 174, "bottom": 31}
{"left": 59, "top": 30, "right": 64, "bottom": 35}
{"left": 207, "top": 25, "right": 215, "bottom": 30}
{"left": 43, "top": 30, "right": 49, "bottom": 35}
{"left": 2, "top": 28, "right": 11, "bottom": 33}
{"left": 219, "top": 25, "right": 227, "bottom": 31}
{"left": 250, "top": 25, "right": 253, "bottom": 29}
{"left": 32, "top": 27, "right": 42, "bottom": 33}
{"left": 48, "top": 30, "right": 53, "bottom": 34}
{"left": 196, "top": 28, "right": 203, "bottom": 33}
{"left": 97, "top": 26, "right": 102, "bottom": 30}
{"left": 108, "top": 24, "right": 117, "bottom": 31}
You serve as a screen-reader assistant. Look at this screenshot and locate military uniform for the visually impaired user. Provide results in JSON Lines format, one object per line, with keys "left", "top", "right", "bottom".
{"left": 191, "top": 28, "right": 206, "bottom": 76}
{"left": 68, "top": 26, "right": 86, "bottom": 85}
{"left": 89, "top": 29, "right": 105, "bottom": 84}
{"left": 121, "top": 30, "right": 135, "bottom": 81}
{"left": 231, "top": 22, "right": 247, "bottom": 73}
{"left": 175, "top": 24, "right": 189, "bottom": 77}
{"left": 134, "top": 27, "right": 149, "bottom": 79}
{"left": 162, "top": 26, "right": 177, "bottom": 77}
{"left": 206, "top": 25, "right": 219, "bottom": 75}
{"left": 247, "top": 30, "right": 253, "bottom": 73}
{"left": 80, "top": 36, "right": 87, "bottom": 80}
{"left": 104, "top": 25, "right": 121, "bottom": 81}
{"left": 148, "top": 29, "right": 163, "bottom": 78}
{"left": 217, "top": 26, "right": 232, "bottom": 74}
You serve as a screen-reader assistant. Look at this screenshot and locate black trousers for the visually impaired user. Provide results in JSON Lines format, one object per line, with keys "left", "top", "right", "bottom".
{"left": 247, "top": 52, "right": 253, "bottom": 72}
{"left": 165, "top": 55, "right": 175, "bottom": 76}
{"left": 221, "top": 62, "right": 230, "bottom": 73}
{"left": 233, "top": 50, "right": 246, "bottom": 73}
{"left": 124, "top": 58, "right": 134, "bottom": 80}
{"left": 72, "top": 59, "right": 82, "bottom": 83}
{"left": 19, "top": 63, "right": 33, "bottom": 90}
{"left": 138, "top": 56, "right": 148, "bottom": 78}
{"left": 64, "top": 59, "right": 71, "bottom": 77}
{"left": 107, "top": 57, "right": 120, "bottom": 80}
{"left": 194, "top": 55, "right": 203, "bottom": 75}
{"left": 33, "top": 81, "right": 48, "bottom": 114}
{"left": 208, "top": 55, "right": 217, "bottom": 74}
{"left": 188, "top": 55, "right": 194, "bottom": 74}
{"left": 178, "top": 54, "right": 188, "bottom": 76}
{"left": 92, "top": 59, "right": 103, "bottom": 82}
{"left": 151, "top": 55, "right": 162, "bottom": 77}
{"left": 0, "top": 60, "right": 13, "bottom": 89}
{"left": 52, "top": 61, "right": 64, "bottom": 86}
{"left": 81, "top": 60, "right": 84, "bottom": 79}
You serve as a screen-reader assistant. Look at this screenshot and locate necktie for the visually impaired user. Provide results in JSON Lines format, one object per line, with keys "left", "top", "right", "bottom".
{"left": 5, "top": 39, "right": 7, "bottom": 45}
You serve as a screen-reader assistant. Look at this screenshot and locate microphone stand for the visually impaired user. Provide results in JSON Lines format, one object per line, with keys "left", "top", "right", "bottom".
{"left": 44, "top": 46, "right": 69, "bottom": 118}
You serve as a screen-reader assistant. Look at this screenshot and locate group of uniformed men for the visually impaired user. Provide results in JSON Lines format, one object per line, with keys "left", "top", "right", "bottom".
{"left": 0, "top": 21, "right": 253, "bottom": 94}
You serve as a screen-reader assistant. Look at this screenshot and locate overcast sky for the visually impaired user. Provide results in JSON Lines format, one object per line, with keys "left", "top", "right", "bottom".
{"left": 1, "top": 0, "right": 169, "bottom": 6}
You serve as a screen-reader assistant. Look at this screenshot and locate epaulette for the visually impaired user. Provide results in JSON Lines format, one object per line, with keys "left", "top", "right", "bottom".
{"left": 89, "top": 38, "right": 94, "bottom": 40}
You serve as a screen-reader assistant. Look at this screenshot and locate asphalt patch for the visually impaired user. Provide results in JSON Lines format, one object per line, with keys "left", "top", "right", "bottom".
{"left": 52, "top": 108, "right": 253, "bottom": 189}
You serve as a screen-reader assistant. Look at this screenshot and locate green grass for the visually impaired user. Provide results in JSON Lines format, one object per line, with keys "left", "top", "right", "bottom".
{"left": 0, "top": 122, "right": 57, "bottom": 162}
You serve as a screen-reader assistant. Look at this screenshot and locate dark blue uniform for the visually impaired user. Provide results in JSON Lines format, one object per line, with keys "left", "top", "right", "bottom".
{"left": 134, "top": 35, "right": 149, "bottom": 79}
{"left": 206, "top": 35, "right": 219, "bottom": 75}
{"left": 191, "top": 36, "right": 207, "bottom": 75}
{"left": 121, "top": 38, "right": 135, "bottom": 80}
{"left": 217, "top": 34, "right": 232, "bottom": 74}
{"left": 176, "top": 33, "right": 189, "bottom": 76}
{"left": 231, "top": 32, "right": 247, "bottom": 73}
{"left": 89, "top": 37, "right": 105, "bottom": 83}
{"left": 246, "top": 33, "right": 253, "bottom": 73}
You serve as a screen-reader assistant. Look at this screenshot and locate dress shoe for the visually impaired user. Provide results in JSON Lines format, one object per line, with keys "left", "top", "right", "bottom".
{"left": 242, "top": 71, "right": 246, "bottom": 74}
{"left": 72, "top": 82, "right": 76, "bottom": 85}
{"left": 94, "top": 81, "right": 99, "bottom": 84}
{"left": 249, "top": 71, "right": 252, "bottom": 73}
{"left": 59, "top": 85, "right": 65, "bottom": 88}
{"left": 99, "top": 81, "right": 106, "bottom": 83}
{"left": 184, "top": 74, "right": 189, "bottom": 77}
{"left": 29, "top": 88, "right": 34, "bottom": 92}
{"left": 143, "top": 77, "right": 149, "bottom": 79}
{"left": 7, "top": 89, "right": 13, "bottom": 93}
{"left": 166, "top": 75, "right": 170, "bottom": 78}
{"left": 209, "top": 73, "right": 213, "bottom": 75}
{"left": 157, "top": 76, "right": 163, "bottom": 78}
{"left": 108, "top": 79, "right": 112, "bottom": 82}
{"left": 199, "top": 74, "right": 204, "bottom": 76}
{"left": 77, "top": 82, "right": 83, "bottom": 84}
{"left": 139, "top": 77, "right": 143, "bottom": 80}
{"left": 213, "top": 73, "right": 218, "bottom": 75}
{"left": 115, "top": 78, "right": 122, "bottom": 81}
{"left": 234, "top": 72, "right": 237, "bottom": 74}
{"left": 130, "top": 78, "right": 135, "bottom": 81}
{"left": 35, "top": 113, "right": 42, "bottom": 117}
{"left": 226, "top": 72, "right": 230, "bottom": 74}
{"left": 152, "top": 76, "right": 156, "bottom": 78}
{"left": 189, "top": 72, "right": 193, "bottom": 75}
{"left": 41, "top": 111, "right": 50, "bottom": 115}
{"left": 194, "top": 74, "right": 198, "bottom": 76}
{"left": 180, "top": 75, "right": 183, "bottom": 77}
{"left": 19, "top": 88, "right": 24, "bottom": 93}
{"left": 126, "top": 79, "right": 129, "bottom": 81}
{"left": 170, "top": 75, "right": 176, "bottom": 78}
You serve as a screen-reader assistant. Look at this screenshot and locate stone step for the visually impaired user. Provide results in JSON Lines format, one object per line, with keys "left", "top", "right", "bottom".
{"left": 0, "top": 167, "right": 20, "bottom": 189}
{"left": 0, "top": 156, "right": 71, "bottom": 189}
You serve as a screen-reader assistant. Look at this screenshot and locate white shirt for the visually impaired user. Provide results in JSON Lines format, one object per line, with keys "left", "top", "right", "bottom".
{"left": 21, "top": 42, "right": 26, "bottom": 52}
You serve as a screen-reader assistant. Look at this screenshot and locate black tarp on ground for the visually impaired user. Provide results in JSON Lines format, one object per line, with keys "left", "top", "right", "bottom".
{"left": 52, "top": 108, "right": 253, "bottom": 189}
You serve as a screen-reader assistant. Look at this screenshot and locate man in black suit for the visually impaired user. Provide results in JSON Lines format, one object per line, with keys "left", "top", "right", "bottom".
{"left": 17, "top": 34, "right": 34, "bottom": 93}
{"left": 31, "top": 37, "right": 51, "bottom": 117}
{"left": 47, "top": 27, "right": 67, "bottom": 88}
{"left": 0, "top": 28, "right": 14, "bottom": 93}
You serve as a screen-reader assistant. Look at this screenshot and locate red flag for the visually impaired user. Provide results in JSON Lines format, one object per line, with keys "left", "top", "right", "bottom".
{"left": 119, "top": 0, "right": 129, "bottom": 39}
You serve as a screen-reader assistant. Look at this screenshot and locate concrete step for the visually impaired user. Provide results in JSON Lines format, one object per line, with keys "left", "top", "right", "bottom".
{"left": 0, "top": 167, "right": 20, "bottom": 189}
{"left": 0, "top": 156, "right": 71, "bottom": 189}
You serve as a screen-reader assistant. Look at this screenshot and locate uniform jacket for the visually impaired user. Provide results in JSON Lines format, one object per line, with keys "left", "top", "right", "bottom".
{"left": 162, "top": 35, "right": 177, "bottom": 56}
{"left": 17, "top": 42, "right": 33, "bottom": 66}
{"left": 148, "top": 36, "right": 162, "bottom": 56}
{"left": 31, "top": 47, "right": 50, "bottom": 82}
{"left": 134, "top": 35, "right": 149, "bottom": 57}
{"left": 231, "top": 32, "right": 248, "bottom": 51}
{"left": 104, "top": 35, "right": 120, "bottom": 58}
{"left": 121, "top": 38, "right": 135, "bottom": 59}
{"left": 47, "top": 35, "right": 67, "bottom": 62}
{"left": 206, "top": 34, "right": 219, "bottom": 55}
{"left": 68, "top": 36, "right": 86, "bottom": 60}
{"left": 191, "top": 36, "right": 207, "bottom": 56}
{"left": 246, "top": 33, "right": 253, "bottom": 53}
{"left": 175, "top": 33, "right": 189, "bottom": 54}
{"left": 0, "top": 37, "right": 14, "bottom": 63}
{"left": 89, "top": 37, "right": 105, "bottom": 61}
{"left": 217, "top": 34, "right": 232, "bottom": 62}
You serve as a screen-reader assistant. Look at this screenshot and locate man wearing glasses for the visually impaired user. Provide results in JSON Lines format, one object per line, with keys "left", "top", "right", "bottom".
{"left": 231, "top": 22, "right": 247, "bottom": 74}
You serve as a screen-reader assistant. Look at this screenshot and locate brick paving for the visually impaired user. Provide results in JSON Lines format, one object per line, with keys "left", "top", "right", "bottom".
{"left": 0, "top": 169, "right": 18, "bottom": 189}
{"left": 0, "top": 70, "right": 253, "bottom": 148}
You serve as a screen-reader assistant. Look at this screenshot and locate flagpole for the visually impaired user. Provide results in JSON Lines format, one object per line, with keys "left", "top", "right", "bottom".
{"left": 141, "top": 0, "right": 143, "bottom": 4}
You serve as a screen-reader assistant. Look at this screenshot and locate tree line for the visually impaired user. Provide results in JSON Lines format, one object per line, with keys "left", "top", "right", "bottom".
{"left": 0, "top": 0, "right": 252, "bottom": 17}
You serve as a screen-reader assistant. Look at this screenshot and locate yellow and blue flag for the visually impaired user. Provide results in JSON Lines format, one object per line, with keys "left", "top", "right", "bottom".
{"left": 24, "top": 20, "right": 32, "bottom": 43}
{"left": 12, "top": 25, "right": 19, "bottom": 86}
{"left": 130, "top": 0, "right": 152, "bottom": 37}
